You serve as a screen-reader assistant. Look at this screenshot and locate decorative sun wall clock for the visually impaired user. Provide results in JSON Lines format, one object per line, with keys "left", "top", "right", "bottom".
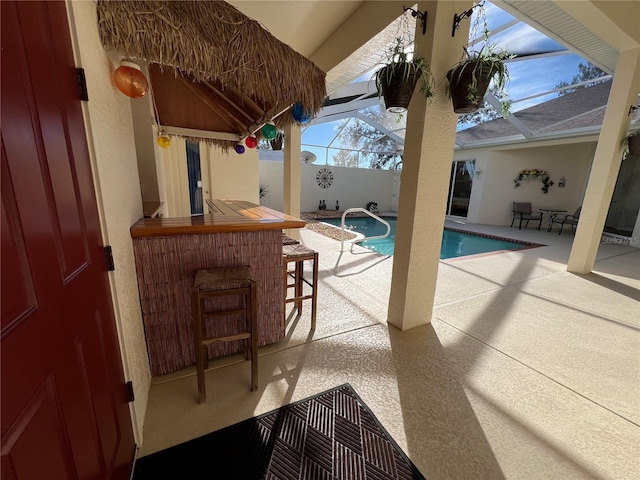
{"left": 316, "top": 168, "right": 333, "bottom": 188}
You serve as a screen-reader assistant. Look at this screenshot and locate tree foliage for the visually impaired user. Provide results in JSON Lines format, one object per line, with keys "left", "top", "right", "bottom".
{"left": 332, "top": 107, "right": 402, "bottom": 169}
{"left": 332, "top": 149, "right": 359, "bottom": 168}
{"left": 555, "top": 62, "right": 608, "bottom": 96}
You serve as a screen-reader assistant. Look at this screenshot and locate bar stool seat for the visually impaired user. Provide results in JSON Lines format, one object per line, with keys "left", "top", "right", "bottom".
{"left": 282, "top": 233, "right": 300, "bottom": 245}
{"left": 283, "top": 244, "right": 318, "bottom": 330}
{"left": 191, "top": 267, "right": 257, "bottom": 403}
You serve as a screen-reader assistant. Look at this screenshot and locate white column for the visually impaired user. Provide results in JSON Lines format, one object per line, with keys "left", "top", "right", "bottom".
{"left": 568, "top": 47, "right": 640, "bottom": 273}
{"left": 388, "top": 1, "right": 472, "bottom": 330}
{"left": 284, "top": 123, "right": 302, "bottom": 239}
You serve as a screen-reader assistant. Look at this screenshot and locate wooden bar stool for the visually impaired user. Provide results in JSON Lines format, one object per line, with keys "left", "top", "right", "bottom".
{"left": 282, "top": 233, "right": 300, "bottom": 245}
{"left": 191, "top": 267, "right": 257, "bottom": 403}
{"left": 283, "top": 244, "right": 318, "bottom": 330}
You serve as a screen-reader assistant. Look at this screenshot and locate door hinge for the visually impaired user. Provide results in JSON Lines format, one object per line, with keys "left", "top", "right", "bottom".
{"left": 125, "top": 381, "right": 135, "bottom": 402}
{"left": 104, "top": 245, "right": 115, "bottom": 271}
{"left": 75, "top": 68, "right": 88, "bottom": 101}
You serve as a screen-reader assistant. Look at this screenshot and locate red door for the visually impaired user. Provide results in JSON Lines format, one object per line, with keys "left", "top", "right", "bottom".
{"left": 1, "top": 2, "right": 135, "bottom": 479}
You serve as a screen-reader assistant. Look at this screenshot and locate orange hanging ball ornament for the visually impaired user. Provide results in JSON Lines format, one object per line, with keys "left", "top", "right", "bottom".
{"left": 113, "top": 61, "right": 148, "bottom": 98}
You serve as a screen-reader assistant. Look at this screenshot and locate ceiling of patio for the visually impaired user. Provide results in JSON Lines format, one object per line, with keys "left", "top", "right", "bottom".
{"left": 232, "top": 0, "right": 639, "bottom": 155}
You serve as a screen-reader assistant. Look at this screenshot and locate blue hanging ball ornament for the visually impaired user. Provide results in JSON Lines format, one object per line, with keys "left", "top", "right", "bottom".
{"left": 291, "top": 102, "right": 311, "bottom": 124}
{"left": 261, "top": 121, "right": 278, "bottom": 140}
{"left": 234, "top": 143, "right": 245, "bottom": 154}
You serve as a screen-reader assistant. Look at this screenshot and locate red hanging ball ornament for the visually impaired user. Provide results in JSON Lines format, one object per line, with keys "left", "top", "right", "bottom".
{"left": 245, "top": 136, "right": 258, "bottom": 149}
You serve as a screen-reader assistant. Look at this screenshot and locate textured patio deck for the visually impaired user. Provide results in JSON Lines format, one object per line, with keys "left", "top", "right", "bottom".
{"left": 137, "top": 221, "right": 639, "bottom": 479}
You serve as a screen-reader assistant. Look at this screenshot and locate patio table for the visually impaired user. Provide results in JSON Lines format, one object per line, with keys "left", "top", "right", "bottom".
{"left": 539, "top": 208, "right": 568, "bottom": 232}
{"left": 130, "top": 200, "right": 305, "bottom": 376}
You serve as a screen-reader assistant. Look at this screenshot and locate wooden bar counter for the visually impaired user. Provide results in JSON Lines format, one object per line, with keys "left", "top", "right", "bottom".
{"left": 131, "top": 200, "right": 305, "bottom": 376}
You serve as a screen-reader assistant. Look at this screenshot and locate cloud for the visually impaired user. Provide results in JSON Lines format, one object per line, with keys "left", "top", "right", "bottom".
{"left": 491, "top": 24, "right": 565, "bottom": 56}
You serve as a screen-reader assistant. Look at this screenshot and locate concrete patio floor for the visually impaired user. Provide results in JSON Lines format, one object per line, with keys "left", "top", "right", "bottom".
{"left": 137, "top": 221, "right": 639, "bottom": 479}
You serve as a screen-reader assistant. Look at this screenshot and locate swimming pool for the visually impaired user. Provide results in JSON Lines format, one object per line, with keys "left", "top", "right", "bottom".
{"left": 322, "top": 217, "right": 533, "bottom": 258}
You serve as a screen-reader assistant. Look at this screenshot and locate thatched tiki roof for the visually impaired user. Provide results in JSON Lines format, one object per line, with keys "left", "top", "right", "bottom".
{"left": 97, "top": 0, "right": 326, "bottom": 147}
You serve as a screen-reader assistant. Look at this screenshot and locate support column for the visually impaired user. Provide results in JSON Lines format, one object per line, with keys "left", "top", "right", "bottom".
{"left": 388, "top": 1, "right": 472, "bottom": 330}
{"left": 284, "top": 123, "right": 302, "bottom": 239}
{"left": 567, "top": 47, "right": 640, "bottom": 274}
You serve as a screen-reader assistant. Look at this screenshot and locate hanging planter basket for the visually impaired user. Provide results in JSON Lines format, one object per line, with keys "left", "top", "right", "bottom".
{"left": 628, "top": 134, "right": 640, "bottom": 156}
{"left": 446, "top": 61, "right": 494, "bottom": 114}
{"left": 379, "top": 64, "right": 420, "bottom": 113}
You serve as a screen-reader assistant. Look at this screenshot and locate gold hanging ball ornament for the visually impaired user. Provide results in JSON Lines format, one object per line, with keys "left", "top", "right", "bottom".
{"left": 157, "top": 132, "right": 171, "bottom": 149}
{"left": 113, "top": 61, "right": 148, "bottom": 98}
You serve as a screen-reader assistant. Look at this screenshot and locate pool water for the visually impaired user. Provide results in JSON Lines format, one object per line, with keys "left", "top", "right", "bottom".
{"left": 322, "top": 217, "right": 529, "bottom": 258}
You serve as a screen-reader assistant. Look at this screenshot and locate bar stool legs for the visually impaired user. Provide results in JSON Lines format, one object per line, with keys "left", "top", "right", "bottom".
{"left": 283, "top": 244, "right": 318, "bottom": 330}
{"left": 191, "top": 267, "right": 257, "bottom": 403}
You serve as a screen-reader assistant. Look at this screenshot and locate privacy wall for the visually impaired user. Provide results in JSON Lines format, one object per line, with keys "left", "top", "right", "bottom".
{"left": 259, "top": 151, "right": 398, "bottom": 213}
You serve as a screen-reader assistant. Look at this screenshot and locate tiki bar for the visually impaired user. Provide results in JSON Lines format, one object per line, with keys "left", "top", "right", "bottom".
{"left": 98, "top": 1, "right": 325, "bottom": 376}
{"left": 130, "top": 200, "right": 305, "bottom": 375}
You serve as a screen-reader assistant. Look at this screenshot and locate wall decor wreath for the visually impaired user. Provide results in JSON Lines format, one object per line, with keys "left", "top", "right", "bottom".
{"left": 514, "top": 169, "right": 554, "bottom": 194}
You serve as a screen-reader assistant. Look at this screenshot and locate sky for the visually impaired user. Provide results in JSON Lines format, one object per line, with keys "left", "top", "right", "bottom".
{"left": 300, "top": 1, "right": 596, "bottom": 166}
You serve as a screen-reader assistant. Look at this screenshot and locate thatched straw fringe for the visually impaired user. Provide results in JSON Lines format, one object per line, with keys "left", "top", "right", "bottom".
{"left": 97, "top": 0, "right": 326, "bottom": 116}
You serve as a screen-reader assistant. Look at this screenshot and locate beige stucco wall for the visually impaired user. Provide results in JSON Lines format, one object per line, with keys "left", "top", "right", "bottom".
{"left": 261, "top": 138, "right": 605, "bottom": 226}
{"left": 203, "top": 145, "right": 260, "bottom": 204}
{"left": 259, "top": 155, "right": 397, "bottom": 213}
{"left": 161, "top": 139, "right": 260, "bottom": 217}
{"left": 130, "top": 83, "right": 161, "bottom": 204}
{"left": 459, "top": 141, "right": 597, "bottom": 225}
{"left": 67, "top": 0, "right": 151, "bottom": 444}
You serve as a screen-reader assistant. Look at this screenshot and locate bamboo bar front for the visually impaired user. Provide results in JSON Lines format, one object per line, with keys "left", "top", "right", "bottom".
{"left": 131, "top": 200, "right": 305, "bottom": 376}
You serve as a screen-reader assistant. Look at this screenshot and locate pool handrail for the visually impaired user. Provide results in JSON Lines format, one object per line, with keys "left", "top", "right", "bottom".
{"left": 340, "top": 208, "right": 391, "bottom": 254}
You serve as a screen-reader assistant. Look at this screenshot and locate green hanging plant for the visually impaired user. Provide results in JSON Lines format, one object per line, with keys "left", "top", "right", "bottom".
{"left": 373, "top": 37, "right": 435, "bottom": 113}
{"left": 445, "top": 4, "right": 513, "bottom": 116}
{"left": 446, "top": 44, "right": 513, "bottom": 116}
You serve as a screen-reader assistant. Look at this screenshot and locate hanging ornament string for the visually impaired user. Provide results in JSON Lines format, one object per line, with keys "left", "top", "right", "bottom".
{"left": 141, "top": 66, "right": 171, "bottom": 148}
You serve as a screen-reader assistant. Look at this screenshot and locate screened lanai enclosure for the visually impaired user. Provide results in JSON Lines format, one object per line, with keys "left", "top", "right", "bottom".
{"left": 297, "top": 1, "right": 622, "bottom": 170}
{"left": 255, "top": 0, "right": 638, "bottom": 233}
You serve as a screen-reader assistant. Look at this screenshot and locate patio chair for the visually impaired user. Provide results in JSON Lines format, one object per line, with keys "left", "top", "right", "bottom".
{"left": 551, "top": 207, "right": 582, "bottom": 235}
{"left": 511, "top": 202, "right": 542, "bottom": 230}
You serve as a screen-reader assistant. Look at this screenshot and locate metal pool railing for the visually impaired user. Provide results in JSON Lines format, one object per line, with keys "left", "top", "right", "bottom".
{"left": 339, "top": 208, "right": 391, "bottom": 254}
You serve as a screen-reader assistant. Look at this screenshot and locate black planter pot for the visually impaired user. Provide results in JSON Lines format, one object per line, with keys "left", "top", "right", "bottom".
{"left": 379, "top": 65, "right": 420, "bottom": 113}
{"left": 628, "top": 134, "right": 640, "bottom": 156}
{"left": 446, "top": 61, "right": 494, "bottom": 114}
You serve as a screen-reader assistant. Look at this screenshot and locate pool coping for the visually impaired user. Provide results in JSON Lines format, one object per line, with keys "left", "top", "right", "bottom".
{"left": 302, "top": 212, "right": 546, "bottom": 259}
{"left": 441, "top": 226, "right": 546, "bottom": 261}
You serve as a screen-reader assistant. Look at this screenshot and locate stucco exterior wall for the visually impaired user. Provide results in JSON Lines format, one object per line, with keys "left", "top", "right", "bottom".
{"left": 160, "top": 139, "right": 260, "bottom": 217}
{"left": 261, "top": 140, "right": 639, "bottom": 240}
{"left": 67, "top": 0, "right": 151, "bottom": 444}
{"left": 203, "top": 145, "right": 260, "bottom": 204}
{"left": 458, "top": 142, "right": 597, "bottom": 226}
{"left": 259, "top": 153, "right": 396, "bottom": 213}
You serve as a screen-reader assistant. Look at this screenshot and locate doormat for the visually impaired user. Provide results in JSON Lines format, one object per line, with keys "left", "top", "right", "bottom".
{"left": 133, "top": 384, "right": 426, "bottom": 479}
